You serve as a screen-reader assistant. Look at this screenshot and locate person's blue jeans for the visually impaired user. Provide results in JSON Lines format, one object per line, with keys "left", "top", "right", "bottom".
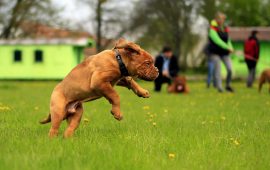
{"left": 207, "top": 59, "right": 215, "bottom": 87}
{"left": 210, "top": 54, "right": 232, "bottom": 91}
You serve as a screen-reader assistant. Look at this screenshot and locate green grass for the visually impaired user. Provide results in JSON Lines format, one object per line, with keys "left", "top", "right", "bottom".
{"left": 0, "top": 81, "right": 270, "bottom": 170}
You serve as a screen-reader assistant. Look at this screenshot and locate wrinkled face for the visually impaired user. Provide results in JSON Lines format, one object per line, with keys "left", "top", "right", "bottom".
{"left": 114, "top": 38, "right": 159, "bottom": 81}
{"left": 134, "top": 50, "right": 159, "bottom": 81}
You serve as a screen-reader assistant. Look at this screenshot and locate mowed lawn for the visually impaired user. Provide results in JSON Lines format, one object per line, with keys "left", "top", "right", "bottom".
{"left": 0, "top": 80, "right": 270, "bottom": 170}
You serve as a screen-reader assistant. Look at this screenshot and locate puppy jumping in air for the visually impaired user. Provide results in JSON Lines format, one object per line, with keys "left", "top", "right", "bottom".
{"left": 40, "top": 38, "right": 159, "bottom": 138}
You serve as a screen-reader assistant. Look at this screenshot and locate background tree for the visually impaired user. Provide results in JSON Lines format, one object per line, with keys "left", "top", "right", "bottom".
{"left": 219, "top": 0, "right": 265, "bottom": 26}
{"left": 201, "top": 0, "right": 270, "bottom": 26}
{"left": 0, "top": 0, "right": 63, "bottom": 39}
{"left": 261, "top": 0, "right": 270, "bottom": 26}
{"left": 95, "top": 0, "right": 106, "bottom": 52}
{"left": 201, "top": 0, "right": 217, "bottom": 21}
{"left": 86, "top": 0, "right": 133, "bottom": 52}
{"left": 129, "top": 0, "right": 202, "bottom": 69}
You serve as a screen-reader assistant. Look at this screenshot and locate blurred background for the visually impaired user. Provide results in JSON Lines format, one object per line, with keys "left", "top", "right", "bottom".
{"left": 0, "top": 0, "right": 270, "bottom": 79}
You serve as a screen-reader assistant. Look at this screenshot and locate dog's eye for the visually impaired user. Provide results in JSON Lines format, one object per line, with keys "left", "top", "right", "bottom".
{"left": 146, "top": 62, "right": 150, "bottom": 67}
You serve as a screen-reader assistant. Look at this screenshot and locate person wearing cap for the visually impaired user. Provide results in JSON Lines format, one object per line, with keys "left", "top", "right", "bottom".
{"left": 207, "top": 12, "right": 234, "bottom": 93}
{"left": 154, "top": 46, "right": 179, "bottom": 92}
{"left": 244, "top": 30, "right": 260, "bottom": 88}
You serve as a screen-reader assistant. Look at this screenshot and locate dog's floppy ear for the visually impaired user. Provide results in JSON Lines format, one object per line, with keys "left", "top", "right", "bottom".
{"left": 114, "top": 38, "right": 141, "bottom": 54}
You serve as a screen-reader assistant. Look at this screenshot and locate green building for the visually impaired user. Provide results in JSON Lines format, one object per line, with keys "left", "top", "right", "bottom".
{"left": 0, "top": 38, "right": 94, "bottom": 79}
{"left": 226, "top": 27, "right": 270, "bottom": 77}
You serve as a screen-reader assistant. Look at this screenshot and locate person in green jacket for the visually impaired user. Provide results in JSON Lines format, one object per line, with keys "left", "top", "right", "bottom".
{"left": 207, "top": 12, "right": 234, "bottom": 92}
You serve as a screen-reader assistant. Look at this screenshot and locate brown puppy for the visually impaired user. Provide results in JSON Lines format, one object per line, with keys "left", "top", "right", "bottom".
{"left": 40, "top": 38, "right": 159, "bottom": 138}
{"left": 259, "top": 69, "right": 270, "bottom": 93}
{"left": 168, "top": 76, "right": 189, "bottom": 94}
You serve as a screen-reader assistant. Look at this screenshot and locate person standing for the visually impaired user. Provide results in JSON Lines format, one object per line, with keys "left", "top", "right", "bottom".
{"left": 244, "top": 30, "right": 260, "bottom": 88}
{"left": 154, "top": 46, "right": 179, "bottom": 92}
{"left": 207, "top": 12, "right": 234, "bottom": 93}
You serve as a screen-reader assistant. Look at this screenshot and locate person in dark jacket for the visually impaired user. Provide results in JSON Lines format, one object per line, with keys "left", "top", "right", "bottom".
{"left": 244, "top": 30, "right": 260, "bottom": 88}
{"left": 207, "top": 12, "right": 234, "bottom": 93}
{"left": 154, "top": 46, "right": 179, "bottom": 92}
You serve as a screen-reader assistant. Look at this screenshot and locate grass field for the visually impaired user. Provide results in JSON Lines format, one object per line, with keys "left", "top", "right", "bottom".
{"left": 0, "top": 81, "right": 270, "bottom": 170}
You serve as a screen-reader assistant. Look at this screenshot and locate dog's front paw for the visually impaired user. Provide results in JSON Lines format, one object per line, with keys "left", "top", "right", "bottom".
{"left": 111, "top": 111, "right": 123, "bottom": 121}
{"left": 114, "top": 115, "right": 123, "bottom": 121}
{"left": 137, "top": 88, "right": 150, "bottom": 98}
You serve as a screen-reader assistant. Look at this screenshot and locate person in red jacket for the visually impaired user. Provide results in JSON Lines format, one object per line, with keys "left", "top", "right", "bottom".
{"left": 244, "top": 30, "right": 260, "bottom": 88}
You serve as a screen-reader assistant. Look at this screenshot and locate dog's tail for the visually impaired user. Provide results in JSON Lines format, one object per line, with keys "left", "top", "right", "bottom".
{"left": 39, "top": 113, "right": 51, "bottom": 124}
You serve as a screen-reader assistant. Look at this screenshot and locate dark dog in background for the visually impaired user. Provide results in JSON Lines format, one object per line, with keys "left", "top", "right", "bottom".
{"left": 259, "top": 69, "right": 270, "bottom": 93}
{"left": 168, "top": 76, "right": 189, "bottom": 94}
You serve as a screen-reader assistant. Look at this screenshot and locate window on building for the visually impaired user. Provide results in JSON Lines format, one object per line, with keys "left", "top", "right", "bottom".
{"left": 34, "top": 50, "right": 43, "bottom": 63}
{"left": 14, "top": 50, "right": 22, "bottom": 62}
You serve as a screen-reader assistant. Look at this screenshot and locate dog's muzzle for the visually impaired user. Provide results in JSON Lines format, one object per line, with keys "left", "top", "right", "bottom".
{"left": 138, "top": 67, "right": 159, "bottom": 81}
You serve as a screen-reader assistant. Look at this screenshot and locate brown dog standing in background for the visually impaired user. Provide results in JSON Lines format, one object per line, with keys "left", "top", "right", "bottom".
{"left": 40, "top": 38, "right": 159, "bottom": 138}
{"left": 168, "top": 76, "right": 189, "bottom": 94}
{"left": 259, "top": 69, "right": 270, "bottom": 93}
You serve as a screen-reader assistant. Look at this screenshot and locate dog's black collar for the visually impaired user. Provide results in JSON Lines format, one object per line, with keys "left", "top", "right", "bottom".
{"left": 115, "top": 50, "right": 129, "bottom": 77}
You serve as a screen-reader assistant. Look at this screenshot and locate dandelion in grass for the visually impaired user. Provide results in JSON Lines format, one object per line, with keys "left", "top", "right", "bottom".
{"left": 143, "top": 106, "right": 150, "bottom": 110}
{"left": 34, "top": 106, "right": 39, "bottom": 110}
{"left": 233, "top": 139, "right": 240, "bottom": 146}
{"left": 152, "top": 122, "right": 157, "bottom": 126}
{"left": 0, "top": 106, "right": 11, "bottom": 111}
{"left": 230, "top": 137, "right": 240, "bottom": 146}
{"left": 168, "top": 153, "right": 175, "bottom": 159}
{"left": 83, "top": 118, "right": 90, "bottom": 123}
{"left": 164, "top": 109, "right": 168, "bottom": 113}
{"left": 221, "top": 116, "right": 226, "bottom": 121}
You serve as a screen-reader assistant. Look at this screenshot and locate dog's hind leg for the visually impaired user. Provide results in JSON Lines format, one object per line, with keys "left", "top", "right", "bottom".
{"left": 64, "top": 103, "right": 83, "bottom": 138}
{"left": 258, "top": 74, "right": 265, "bottom": 93}
{"left": 49, "top": 107, "right": 66, "bottom": 138}
{"left": 48, "top": 92, "right": 67, "bottom": 138}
